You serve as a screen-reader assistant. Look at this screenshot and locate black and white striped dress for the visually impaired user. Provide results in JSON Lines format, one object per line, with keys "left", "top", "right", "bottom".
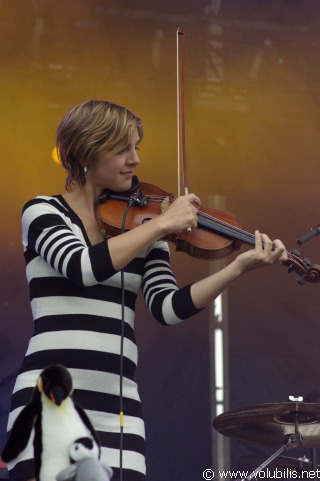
{"left": 7, "top": 195, "right": 200, "bottom": 481}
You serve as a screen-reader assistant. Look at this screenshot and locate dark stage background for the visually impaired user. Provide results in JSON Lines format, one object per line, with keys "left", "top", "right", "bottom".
{"left": 1, "top": 1, "right": 320, "bottom": 480}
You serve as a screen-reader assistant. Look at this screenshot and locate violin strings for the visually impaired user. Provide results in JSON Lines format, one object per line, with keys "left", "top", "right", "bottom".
{"left": 144, "top": 195, "right": 255, "bottom": 244}
{"left": 198, "top": 209, "right": 295, "bottom": 261}
{"left": 144, "top": 194, "right": 295, "bottom": 262}
{"left": 199, "top": 210, "right": 255, "bottom": 244}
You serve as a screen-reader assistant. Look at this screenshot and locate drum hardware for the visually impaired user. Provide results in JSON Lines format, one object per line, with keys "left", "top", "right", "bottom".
{"left": 238, "top": 454, "right": 316, "bottom": 478}
{"left": 213, "top": 398, "right": 320, "bottom": 480}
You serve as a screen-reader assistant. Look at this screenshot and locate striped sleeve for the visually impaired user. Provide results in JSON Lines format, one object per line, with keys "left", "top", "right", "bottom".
{"left": 142, "top": 241, "right": 202, "bottom": 325}
{"left": 22, "top": 197, "right": 117, "bottom": 286}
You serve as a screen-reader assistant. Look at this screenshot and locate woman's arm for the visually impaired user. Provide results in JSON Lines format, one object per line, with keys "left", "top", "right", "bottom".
{"left": 142, "top": 231, "right": 287, "bottom": 326}
{"left": 190, "top": 231, "right": 287, "bottom": 309}
{"left": 23, "top": 198, "right": 117, "bottom": 285}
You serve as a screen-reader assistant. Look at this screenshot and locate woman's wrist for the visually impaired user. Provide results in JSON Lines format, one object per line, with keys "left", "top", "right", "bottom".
{"left": 228, "top": 256, "right": 248, "bottom": 278}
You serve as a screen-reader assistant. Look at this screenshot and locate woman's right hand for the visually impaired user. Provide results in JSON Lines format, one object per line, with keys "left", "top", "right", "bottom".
{"left": 107, "top": 192, "right": 201, "bottom": 272}
{"left": 158, "top": 193, "right": 201, "bottom": 234}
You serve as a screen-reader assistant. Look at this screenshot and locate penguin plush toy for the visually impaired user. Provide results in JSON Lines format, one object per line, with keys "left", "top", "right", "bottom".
{"left": 2, "top": 364, "right": 100, "bottom": 481}
{"left": 56, "top": 437, "right": 113, "bottom": 481}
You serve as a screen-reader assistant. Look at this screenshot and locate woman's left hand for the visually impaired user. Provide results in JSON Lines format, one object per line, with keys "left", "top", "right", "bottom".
{"left": 234, "top": 230, "right": 288, "bottom": 274}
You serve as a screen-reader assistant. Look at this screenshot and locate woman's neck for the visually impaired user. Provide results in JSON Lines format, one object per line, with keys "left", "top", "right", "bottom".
{"left": 62, "top": 183, "right": 101, "bottom": 216}
{"left": 62, "top": 184, "right": 107, "bottom": 245}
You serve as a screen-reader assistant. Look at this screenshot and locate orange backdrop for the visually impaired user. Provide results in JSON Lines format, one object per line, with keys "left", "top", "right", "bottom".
{"left": 1, "top": 1, "right": 320, "bottom": 479}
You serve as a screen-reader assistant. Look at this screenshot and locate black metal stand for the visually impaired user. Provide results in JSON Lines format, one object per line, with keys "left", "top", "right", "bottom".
{"left": 240, "top": 433, "right": 303, "bottom": 481}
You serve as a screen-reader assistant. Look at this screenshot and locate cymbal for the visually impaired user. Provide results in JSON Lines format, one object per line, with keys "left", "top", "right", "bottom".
{"left": 213, "top": 402, "right": 320, "bottom": 447}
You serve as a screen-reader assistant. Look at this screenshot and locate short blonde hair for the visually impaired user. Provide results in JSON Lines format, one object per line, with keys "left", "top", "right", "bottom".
{"left": 56, "top": 100, "right": 143, "bottom": 190}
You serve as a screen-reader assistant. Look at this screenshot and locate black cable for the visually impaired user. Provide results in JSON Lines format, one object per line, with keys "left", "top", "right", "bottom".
{"left": 119, "top": 202, "right": 133, "bottom": 481}
{"left": 100, "top": 185, "right": 144, "bottom": 480}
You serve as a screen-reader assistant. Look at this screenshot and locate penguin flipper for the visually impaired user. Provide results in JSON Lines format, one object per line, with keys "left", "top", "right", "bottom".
{"left": 101, "top": 462, "right": 113, "bottom": 479}
{"left": 2, "top": 402, "right": 38, "bottom": 462}
{"left": 55, "top": 464, "right": 77, "bottom": 481}
{"left": 75, "top": 404, "right": 101, "bottom": 450}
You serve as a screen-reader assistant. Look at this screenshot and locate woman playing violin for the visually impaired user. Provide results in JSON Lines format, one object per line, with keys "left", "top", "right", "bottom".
{"left": 5, "top": 100, "right": 287, "bottom": 481}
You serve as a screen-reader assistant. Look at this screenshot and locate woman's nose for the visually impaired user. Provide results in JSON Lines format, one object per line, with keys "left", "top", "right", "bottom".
{"left": 129, "top": 149, "right": 140, "bottom": 165}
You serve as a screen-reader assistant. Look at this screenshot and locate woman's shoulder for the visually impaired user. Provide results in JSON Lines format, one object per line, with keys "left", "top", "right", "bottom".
{"left": 21, "top": 195, "right": 76, "bottom": 233}
{"left": 22, "top": 195, "right": 67, "bottom": 214}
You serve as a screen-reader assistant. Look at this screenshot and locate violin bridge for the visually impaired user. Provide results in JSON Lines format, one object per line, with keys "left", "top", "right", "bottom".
{"left": 161, "top": 196, "right": 170, "bottom": 213}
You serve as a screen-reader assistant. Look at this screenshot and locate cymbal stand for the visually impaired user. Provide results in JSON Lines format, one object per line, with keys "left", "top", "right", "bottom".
{"left": 240, "top": 432, "right": 303, "bottom": 481}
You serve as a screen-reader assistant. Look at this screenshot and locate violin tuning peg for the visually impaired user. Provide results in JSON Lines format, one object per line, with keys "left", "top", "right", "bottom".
{"left": 291, "top": 249, "right": 301, "bottom": 257}
{"left": 297, "top": 275, "right": 306, "bottom": 286}
{"left": 287, "top": 264, "right": 296, "bottom": 274}
{"left": 303, "top": 257, "right": 312, "bottom": 267}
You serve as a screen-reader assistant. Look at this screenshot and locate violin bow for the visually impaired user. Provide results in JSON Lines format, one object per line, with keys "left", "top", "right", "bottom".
{"left": 176, "top": 29, "right": 320, "bottom": 283}
{"left": 176, "top": 28, "right": 189, "bottom": 197}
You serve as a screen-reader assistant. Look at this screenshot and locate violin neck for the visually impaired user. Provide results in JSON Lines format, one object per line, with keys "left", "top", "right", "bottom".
{"left": 198, "top": 213, "right": 256, "bottom": 247}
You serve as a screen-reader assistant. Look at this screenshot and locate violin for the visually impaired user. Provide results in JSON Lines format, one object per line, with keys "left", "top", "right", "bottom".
{"left": 98, "top": 176, "right": 320, "bottom": 285}
{"left": 99, "top": 31, "right": 319, "bottom": 285}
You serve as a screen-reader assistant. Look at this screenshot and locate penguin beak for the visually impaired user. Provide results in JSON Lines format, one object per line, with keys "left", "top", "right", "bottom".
{"left": 49, "top": 386, "right": 66, "bottom": 406}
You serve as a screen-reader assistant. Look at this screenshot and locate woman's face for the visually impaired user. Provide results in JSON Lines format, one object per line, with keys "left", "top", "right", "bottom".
{"left": 89, "top": 127, "right": 141, "bottom": 192}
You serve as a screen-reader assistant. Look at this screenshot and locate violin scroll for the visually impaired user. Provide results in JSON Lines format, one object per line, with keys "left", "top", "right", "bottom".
{"left": 283, "top": 249, "right": 320, "bottom": 284}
